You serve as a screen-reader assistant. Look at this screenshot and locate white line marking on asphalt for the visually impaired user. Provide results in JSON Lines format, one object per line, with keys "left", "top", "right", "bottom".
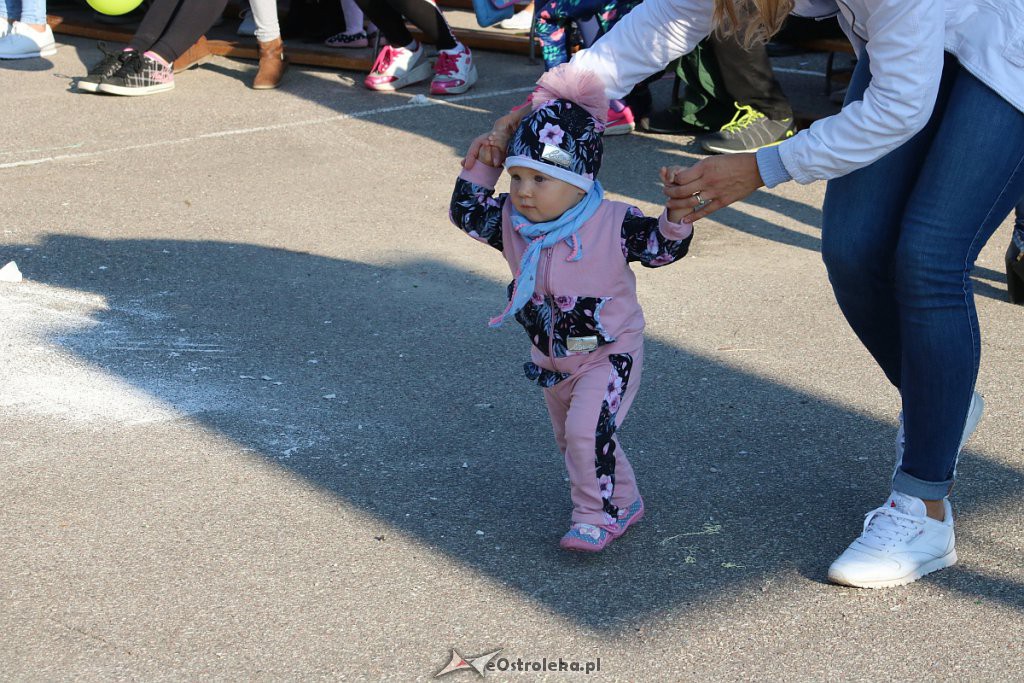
{"left": 0, "top": 141, "right": 86, "bottom": 157}
{"left": 0, "top": 86, "right": 535, "bottom": 171}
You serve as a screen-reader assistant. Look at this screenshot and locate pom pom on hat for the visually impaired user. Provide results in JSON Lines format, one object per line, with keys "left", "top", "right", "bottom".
{"left": 532, "top": 64, "right": 608, "bottom": 124}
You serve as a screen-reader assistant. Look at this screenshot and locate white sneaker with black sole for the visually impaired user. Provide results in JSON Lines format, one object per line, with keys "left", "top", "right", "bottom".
{"left": 828, "top": 492, "right": 956, "bottom": 589}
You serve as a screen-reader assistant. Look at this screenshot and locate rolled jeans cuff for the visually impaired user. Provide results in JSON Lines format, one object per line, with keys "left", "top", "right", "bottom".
{"left": 892, "top": 468, "right": 953, "bottom": 501}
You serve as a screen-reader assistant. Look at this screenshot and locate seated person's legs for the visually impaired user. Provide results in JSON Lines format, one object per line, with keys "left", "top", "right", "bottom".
{"left": 358, "top": 0, "right": 476, "bottom": 95}
{"left": 0, "top": 0, "right": 56, "bottom": 60}
{"left": 80, "top": 0, "right": 230, "bottom": 96}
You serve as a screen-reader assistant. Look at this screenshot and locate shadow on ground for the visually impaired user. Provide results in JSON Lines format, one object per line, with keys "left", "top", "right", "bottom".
{"left": 5, "top": 234, "right": 1022, "bottom": 629}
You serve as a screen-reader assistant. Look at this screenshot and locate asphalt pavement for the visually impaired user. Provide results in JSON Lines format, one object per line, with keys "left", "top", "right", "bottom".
{"left": 1, "top": 36, "right": 1023, "bottom": 681}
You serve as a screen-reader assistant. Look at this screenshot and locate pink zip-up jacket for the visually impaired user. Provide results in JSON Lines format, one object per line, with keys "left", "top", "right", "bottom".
{"left": 451, "top": 163, "right": 693, "bottom": 386}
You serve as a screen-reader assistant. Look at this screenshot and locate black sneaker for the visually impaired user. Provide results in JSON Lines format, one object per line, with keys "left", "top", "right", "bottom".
{"left": 637, "top": 105, "right": 709, "bottom": 136}
{"left": 698, "top": 103, "right": 795, "bottom": 154}
{"left": 97, "top": 50, "right": 174, "bottom": 97}
{"left": 78, "top": 44, "right": 134, "bottom": 94}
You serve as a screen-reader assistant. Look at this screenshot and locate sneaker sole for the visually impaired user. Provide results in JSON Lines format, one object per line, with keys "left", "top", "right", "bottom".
{"left": 559, "top": 536, "right": 612, "bottom": 552}
{"left": 701, "top": 133, "right": 794, "bottom": 155}
{"left": 604, "top": 122, "right": 635, "bottom": 136}
{"left": 77, "top": 80, "right": 102, "bottom": 93}
{"left": 365, "top": 60, "right": 433, "bottom": 91}
{"left": 0, "top": 45, "right": 57, "bottom": 59}
{"left": 429, "top": 65, "right": 478, "bottom": 96}
{"left": 97, "top": 81, "right": 175, "bottom": 96}
{"left": 827, "top": 549, "right": 958, "bottom": 589}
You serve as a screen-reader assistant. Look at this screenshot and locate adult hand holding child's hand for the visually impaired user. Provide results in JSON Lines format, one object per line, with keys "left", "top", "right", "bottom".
{"left": 662, "top": 153, "right": 765, "bottom": 222}
{"left": 462, "top": 108, "right": 530, "bottom": 170}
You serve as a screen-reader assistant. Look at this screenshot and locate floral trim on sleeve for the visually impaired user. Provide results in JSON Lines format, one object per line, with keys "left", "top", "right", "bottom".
{"left": 449, "top": 177, "right": 506, "bottom": 251}
{"left": 620, "top": 206, "right": 691, "bottom": 268}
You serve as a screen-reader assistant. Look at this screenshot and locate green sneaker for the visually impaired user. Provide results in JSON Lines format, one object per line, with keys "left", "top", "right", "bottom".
{"left": 698, "top": 102, "right": 795, "bottom": 154}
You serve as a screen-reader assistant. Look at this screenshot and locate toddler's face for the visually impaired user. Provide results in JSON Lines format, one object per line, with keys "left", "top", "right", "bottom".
{"left": 507, "top": 166, "right": 585, "bottom": 223}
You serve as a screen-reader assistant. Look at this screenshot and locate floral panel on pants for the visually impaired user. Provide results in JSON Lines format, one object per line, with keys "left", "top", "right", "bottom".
{"left": 543, "top": 349, "right": 642, "bottom": 525}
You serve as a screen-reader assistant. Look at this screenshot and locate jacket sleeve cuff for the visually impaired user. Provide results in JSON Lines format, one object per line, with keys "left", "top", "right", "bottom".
{"left": 755, "top": 146, "right": 793, "bottom": 188}
{"left": 459, "top": 163, "right": 503, "bottom": 189}
{"left": 659, "top": 210, "right": 694, "bottom": 241}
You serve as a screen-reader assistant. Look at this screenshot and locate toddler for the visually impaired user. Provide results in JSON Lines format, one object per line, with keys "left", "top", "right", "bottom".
{"left": 449, "top": 66, "right": 692, "bottom": 551}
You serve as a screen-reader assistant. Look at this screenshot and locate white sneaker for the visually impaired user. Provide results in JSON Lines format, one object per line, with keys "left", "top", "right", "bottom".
{"left": 828, "top": 492, "right": 956, "bottom": 589}
{"left": 363, "top": 43, "right": 432, "bottom": 91}
{"left": 498, "top": 6, "right": 534, "bottom": 32}
{"left": 0, "top": 19, "right": 12, "bottom": 39}
{"left": 0, "top": 22, "right": 57, "bottom": 59}
{"left": 894, "top": 391, "right": 984, "bottom": 479}
{"left": 429, "top": 43, "right": 477, "bottom": 96}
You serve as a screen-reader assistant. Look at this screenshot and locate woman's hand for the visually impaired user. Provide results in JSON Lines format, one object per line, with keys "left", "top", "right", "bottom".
{"left": 462, "top": 107, "right": 531, "bottom": 170}
{"left": 662, "top": 153, "right": 765, "bottom": 222}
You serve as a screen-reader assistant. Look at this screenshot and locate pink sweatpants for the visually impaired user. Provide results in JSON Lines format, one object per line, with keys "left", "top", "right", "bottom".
{"left": 543, "top": 346, "right": 643, "bottom": 526}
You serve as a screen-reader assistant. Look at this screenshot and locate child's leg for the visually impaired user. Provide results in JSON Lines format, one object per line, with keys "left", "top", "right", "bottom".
{"left": 386, "top": 0, "right": 459, "bottom": 50}
{"left": 340, "top": 0, "right": 365, "bottom": 34}
{"left": 147, "top": 0, "right": 230, "bottom": 62}
{"left": 249, "top": 0, "right": 281, "bottom": 43}
{"left": 557, "top": 350, "right": 644, "bottom": 525}
{"left": 354, "top": 0, "right": 413, "bottom": 47}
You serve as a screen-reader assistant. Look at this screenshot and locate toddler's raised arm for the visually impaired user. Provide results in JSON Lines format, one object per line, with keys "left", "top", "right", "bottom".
{"left": 449, "top": 163, "right": 507, "bottom": 252}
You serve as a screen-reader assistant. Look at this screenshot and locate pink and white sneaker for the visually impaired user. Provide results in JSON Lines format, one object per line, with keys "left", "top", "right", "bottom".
{"left": 604, "top": 102, "right": 635, "bottom": 136}
{"left": 560, "top": 523, "right": 613, "bottom": 552}
{"left": 364, "top": 43, "right": 432, "bottom": 91}
{"left": 608, "top": 497, "right": 644, "bottom": 538}
{"left": 559, "top": 498, "right": 644, "bottom": 552}
{"left": 430, "top": 44, "right": 477, "bottom": 96}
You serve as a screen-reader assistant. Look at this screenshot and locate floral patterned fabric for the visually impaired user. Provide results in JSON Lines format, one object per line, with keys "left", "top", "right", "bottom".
{"left": 524, "top": 362, "right": 571, "bottom": 387}
{"left": 593, "top": 352, "right": 633, "bottom": 522}
{"left": 536, "top": 0, "right": 643, "bottom": 70}
{"left": 449, "top": 177, "right": 504, "bottom": 251}
{"left": 513, "top": 283, "right": 616, "bottom": 360}
{"left": 507, "top": 98, "right": 602, "bottom": 181}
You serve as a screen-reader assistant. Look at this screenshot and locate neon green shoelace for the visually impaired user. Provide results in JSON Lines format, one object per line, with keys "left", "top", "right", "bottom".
{"left": 721, "top": 103, "right": 766, "bottom": 132}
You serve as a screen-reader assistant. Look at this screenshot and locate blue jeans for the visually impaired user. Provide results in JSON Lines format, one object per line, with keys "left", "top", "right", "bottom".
{"left": 821, "top": 53, "right": 1024, "bottom": 500}
{"left": 0, "top": 0, "right": 47, "bottom": 24}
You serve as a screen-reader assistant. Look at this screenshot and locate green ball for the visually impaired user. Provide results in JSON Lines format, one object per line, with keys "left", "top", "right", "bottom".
{"left": 86, "top": 0, "right": 144, "bottom": 16}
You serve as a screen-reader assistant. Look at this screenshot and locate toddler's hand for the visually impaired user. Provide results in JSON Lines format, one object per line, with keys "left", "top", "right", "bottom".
{"left": 661, "top": 166, "right": 689, "bottom": 224}
{"left": 462, "top": 108, "right": 527, "bottom": 170}
{"left": 464, "top": 132, "right": 503, "bottom": 169}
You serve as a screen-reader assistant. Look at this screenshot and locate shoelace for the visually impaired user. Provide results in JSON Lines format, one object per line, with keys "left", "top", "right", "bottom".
{"left": 857, "top": 506, "right": 924, "bottom": 551}
{"left": 371, "top": 45, "right": 398, "bottom": 74}
{"left": 113, "top": 50, "right": 145, "bottom": 78}
{"left": 434, "top": 51, "right": 460, "bottom": 77}
{"left": 90, "top": 43, "right": 122, "bottom": 75}
{"left": 721, "top": 102, "right": 766, "bottom": 132}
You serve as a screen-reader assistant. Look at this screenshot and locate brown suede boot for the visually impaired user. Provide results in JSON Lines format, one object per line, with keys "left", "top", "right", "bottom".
{"left": 173, "top": 35, "right": 211, "bottom": 74}
{"left": 254, "top": 37, "right": 288, "bottom": 90}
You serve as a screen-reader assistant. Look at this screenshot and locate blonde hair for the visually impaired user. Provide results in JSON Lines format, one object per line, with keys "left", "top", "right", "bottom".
{"left": 714, "top": 0, "right": 795, "bottom": 48}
